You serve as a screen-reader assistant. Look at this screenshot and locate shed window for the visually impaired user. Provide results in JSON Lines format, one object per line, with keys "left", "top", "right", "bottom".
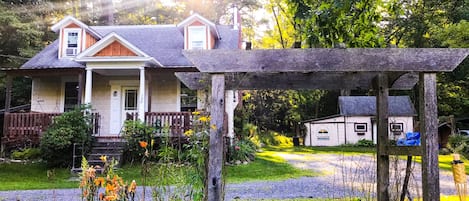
{"left": 390, "top": 123, "right": 404, "bottom": 134}
{"left": 354, "top": 123, "right": 367, "bottom": 132}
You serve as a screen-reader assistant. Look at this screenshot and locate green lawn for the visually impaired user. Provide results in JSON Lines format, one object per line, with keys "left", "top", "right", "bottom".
{"left": 0, "top": 145, "right": 465, "bottom": 191}
{"left": 0, "top": 148, "right": 317, "bottom": 190}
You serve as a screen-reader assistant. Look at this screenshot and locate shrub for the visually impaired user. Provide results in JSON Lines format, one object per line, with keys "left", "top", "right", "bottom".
{"left": 121, "top": 120, "right": 156, "bottom": 163}
{"left": 356, "top": 139, "right": 374, "bottom": 147}
{"left": 11, "top": 148, "right": 41, "bottom": 160}
{"left": 228, "top": 139, "right": 257, "bottom": 162}
{"left": 448, "top": 134, "right": 469, "bottom": 158}
{"left": 40, "top": 106, "right": 93, "bottom": 167}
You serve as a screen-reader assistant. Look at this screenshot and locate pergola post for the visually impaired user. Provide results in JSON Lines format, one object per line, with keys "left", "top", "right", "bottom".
{"left": 207, "top": 73, "right": 225, "bottom": 201}
{"left": 376, "top": 73, "right": 390, "bottom": 200}
{"left": 1, "top": 75, "right": 12, "bottom": 157}
{"left": 420, "top": 73, "right": 439, "bottom": 201}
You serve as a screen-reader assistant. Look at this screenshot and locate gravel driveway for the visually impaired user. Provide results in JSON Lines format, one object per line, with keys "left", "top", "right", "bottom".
{"left": 0, "top": 153, "right": 460, "bottom": 201}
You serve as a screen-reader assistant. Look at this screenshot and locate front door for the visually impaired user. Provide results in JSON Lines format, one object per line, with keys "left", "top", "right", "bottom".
{"left": 122, "top": 87, "right": 139, "bottom": 124}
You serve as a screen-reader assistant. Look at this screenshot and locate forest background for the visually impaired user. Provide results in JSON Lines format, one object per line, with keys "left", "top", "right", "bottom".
{"left": 1, "top": 0, "right": 469, "bottom": 135}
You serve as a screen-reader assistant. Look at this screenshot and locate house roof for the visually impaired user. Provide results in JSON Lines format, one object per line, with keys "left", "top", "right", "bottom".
{"left": 21, "top": 18, "right": 240, "bottom": 69}
{"left": 339, "top": 96, "right": 416, "bottom": 116}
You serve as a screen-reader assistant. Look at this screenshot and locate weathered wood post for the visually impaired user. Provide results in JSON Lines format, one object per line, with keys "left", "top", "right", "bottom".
{"left": 420, "top": 73, "right": 439, "bottom": 201}
{"left": 207, "top": 73, "right": 225, "bottom": 201}
{"left": 1, "top": 75, "right": 12, "bottom": 157}
{"left": 376, "top": 73, "right": 390, "bottom": 200}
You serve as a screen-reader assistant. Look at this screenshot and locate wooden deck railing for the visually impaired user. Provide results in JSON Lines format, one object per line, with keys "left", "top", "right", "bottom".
{"left": 2, "top": 112, "right": 100, "bottom": 150}
{"left": 126, "top": 112, "right": 199, "bottom": 136}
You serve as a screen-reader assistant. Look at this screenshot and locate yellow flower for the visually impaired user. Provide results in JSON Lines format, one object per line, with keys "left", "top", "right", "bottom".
{"left": 192, "top": 111, "right": 201, "bottom": 115}
{"left": 184, "top": 129, "right": 194, "bottom": 137}
{"left": 128, "top": 180, "right": 137, "bottom": 193}
{"left": 100, "top": 155, "right": 107, "bottom": 162}
{"left": 151, "top": 139, "right": 155, "bottom": 146}
{"left": 199, "top": 116, "right": 211, "bottom": 122}
{"left": 211, "top": 124, "right": 217, "bottom": 130}
{"left": 139, "top": 141, "right": 148, "bottom": 148}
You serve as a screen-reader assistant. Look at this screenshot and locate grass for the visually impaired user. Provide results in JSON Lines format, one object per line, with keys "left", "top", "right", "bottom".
{"left": 0, "top": 148, "right": 318, "bottom": 190}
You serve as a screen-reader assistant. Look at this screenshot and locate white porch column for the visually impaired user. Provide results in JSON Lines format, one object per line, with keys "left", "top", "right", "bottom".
{"left": 84, "top": 68, "right": 93, "bottom": 105}
{"left": 225, "top": 90, "right": 239, "bottom": 139}
{"left": 138, "top": 67, "right": 146, "bottom": 121}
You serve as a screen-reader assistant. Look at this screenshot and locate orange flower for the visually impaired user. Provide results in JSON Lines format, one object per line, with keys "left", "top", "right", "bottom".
{"left": 94, "top": 177, "right": 105, "bottom": 186}
{"left": 105, "top": 183, "right": 115, "bottom": 193}
{"left": 139, "top": 141, "right": 148, "bottom": 148}
{"left": 128, "top": 180, "right": 137, "bottom": 193}
{"left": 99, "top": 192, "right": 104, "bottom": 200}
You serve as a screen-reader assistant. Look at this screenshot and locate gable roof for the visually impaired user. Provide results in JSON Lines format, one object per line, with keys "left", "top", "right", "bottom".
{"left": 75, "top": 32, "right": 161, "bottom": 65}
{"left": 177, "top": 13, "right": 220, "bottom": 38}
{"left": 51, "top": 16, "right": 101, "bottom": 38}
{"left": 21, "top": 16, "right": 239, "bottom": 69}
{"left": 338, "top": 96, "right": 416, "bottom": 116}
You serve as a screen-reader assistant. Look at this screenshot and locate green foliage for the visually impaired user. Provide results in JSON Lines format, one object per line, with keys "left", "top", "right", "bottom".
{"left": 448, "top": 134, "right": 469, "bottom": 157}
{"left": 228, "top": 139, "right": 257, "bottom": 162}
{"left": 121, "top": 120, "right": 156, "bottom": 163}
{"left": 288, "top": 0, "right": 384, "bottom": 48}
{"left": 355, "top": 139, "right": 374, "bottom": 147}
{"left": 40, "top": 106, "right": 93, "bottom": 168}
{"left": 11, "top": 148, "right": 41, "bottom": 160}
{"left": 235, "top": 90, "right": 325, "bottom": 135}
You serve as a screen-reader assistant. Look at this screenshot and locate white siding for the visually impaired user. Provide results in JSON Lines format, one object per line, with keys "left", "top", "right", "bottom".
{"left": 31, "top": 78, "right": 62, "bottom": 113}
{"left": 151, "top": 71, "right": 179, "bottom": 112}
{"left": 305, "top": 115, "right": 415, "bottom": 146}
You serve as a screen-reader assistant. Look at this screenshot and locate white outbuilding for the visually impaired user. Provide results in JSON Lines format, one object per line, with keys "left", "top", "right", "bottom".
{"left": 303, "top": 96, "right": 416, "bottom": 146}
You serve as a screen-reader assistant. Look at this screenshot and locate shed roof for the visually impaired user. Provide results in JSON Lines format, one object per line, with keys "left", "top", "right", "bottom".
{"left": 339, "top": 96, "right": 416, "bottom": 116}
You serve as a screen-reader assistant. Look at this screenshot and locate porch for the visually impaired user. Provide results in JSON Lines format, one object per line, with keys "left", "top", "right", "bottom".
{"left": 1, "top": 111, "right": 196, "bottom": 151}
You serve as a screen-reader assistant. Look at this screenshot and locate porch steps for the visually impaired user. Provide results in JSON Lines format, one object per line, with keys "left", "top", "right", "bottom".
{"left": 71, "top": 137, "right": 126, "bottom": 173}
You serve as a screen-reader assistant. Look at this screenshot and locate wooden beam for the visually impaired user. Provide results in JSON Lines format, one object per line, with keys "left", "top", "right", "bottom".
{"left": 386, "top": 146, "right": 422, "bottom": 156}
{"left": 175, "top": 72, "right": 418, "bottom": 90}
{"left": 420, "top": 73, "right": 439, "bottom": 201}
{"left": 4, "top": 75, "right": 12, "bottom": 113}
{"left": 207, "top": 74, "right": 225, "bottom": 201}
{"left": 183, "top": 48, "right": 469, "bottom": 73}
{"left": 376, "top": 73, "right": 390, "bottom": 201}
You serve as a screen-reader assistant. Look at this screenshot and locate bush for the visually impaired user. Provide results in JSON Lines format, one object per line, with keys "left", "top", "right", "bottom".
{"left": 40, "top": 106, "right": 93, "bottom": 167}
{"left": 228, "top": 139, "right": 257, "bottom": 162}
{"left": 356, "top": 139, "right": 374, "bottom": 147}
{"left": 11, "top": 148, "right": 41, "bottom": 160}
{"left": 121, "top": 120, "right": 156, "bottom": 163}
{"left": 448, "top": 134, "right": 469, "bottom": 158}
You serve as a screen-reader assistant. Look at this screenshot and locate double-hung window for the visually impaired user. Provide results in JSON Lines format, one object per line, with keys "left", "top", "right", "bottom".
{"left": 188, "top": 26, "right": 206, "bottom": 50}
{"left": 63, "top": 28, "right": 81, "bottom": 57}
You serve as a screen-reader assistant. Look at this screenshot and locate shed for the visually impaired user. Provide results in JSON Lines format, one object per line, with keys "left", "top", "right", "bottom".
{"left": 303, "top": 96, "right": 416, "bottom": 146}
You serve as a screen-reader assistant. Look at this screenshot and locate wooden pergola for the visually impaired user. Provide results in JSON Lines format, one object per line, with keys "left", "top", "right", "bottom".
{"left": 177, "top": 48, "right": 469, "bottom": 201}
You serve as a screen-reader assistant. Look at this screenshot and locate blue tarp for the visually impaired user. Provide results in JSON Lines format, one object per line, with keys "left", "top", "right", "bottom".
{"left": 397, "top": 132, "right": 421, "bottom": 146}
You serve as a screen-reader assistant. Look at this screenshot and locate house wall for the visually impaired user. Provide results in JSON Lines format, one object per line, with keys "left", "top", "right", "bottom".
{"left": 304, "top": 116, "right": 346, "bottom": 146}
{"left": 150, "top": 71, "right": 179, "bottom": 112}
{"left": 30, "top": 71, "right": 181, "bottom": 135}
{"left": 304, "top": 115, "right": 414, "bottom": 146}
{"left": 31, "top": 78, "right": 62, "bottom": 113}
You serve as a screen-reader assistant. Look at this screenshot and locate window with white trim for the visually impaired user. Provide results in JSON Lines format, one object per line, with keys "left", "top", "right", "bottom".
{"left": 354, "top": 123, "right": 367, "bottom": 132}
{"left": 62, "top": 28, "right": 82, "bottom": 57}
{"left": 188, "top": 26, "right": 206, "bottom": 50}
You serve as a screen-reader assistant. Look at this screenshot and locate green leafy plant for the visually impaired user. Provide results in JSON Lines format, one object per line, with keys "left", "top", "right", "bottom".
{"left": 121, "top": 120, "right": 156, "bottom": 164}
{"left": 40, "top": 105, "right": 93, "bottom": 167}
{"left": 11, "top": 148, "right": 41, "bottom": 160}
{"left": 228, "top": 139, "right": 257, "bottom": 163}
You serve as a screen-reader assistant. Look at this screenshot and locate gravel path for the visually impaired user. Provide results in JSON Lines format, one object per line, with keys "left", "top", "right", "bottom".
{"left": 0, "top": 153, "right": 460, "bottom": 201}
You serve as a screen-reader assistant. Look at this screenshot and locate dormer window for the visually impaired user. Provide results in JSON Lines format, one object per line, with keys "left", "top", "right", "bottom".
{"left": 188, "top": 26, "right": 206, "bottom": 50}
{"left": 62, "top": 28, "right": 82, "bottom": 57}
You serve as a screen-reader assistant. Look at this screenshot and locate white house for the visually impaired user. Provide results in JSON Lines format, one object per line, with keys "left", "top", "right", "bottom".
{"left": 303, "top": 96, "right": 416, "bottom": 146}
